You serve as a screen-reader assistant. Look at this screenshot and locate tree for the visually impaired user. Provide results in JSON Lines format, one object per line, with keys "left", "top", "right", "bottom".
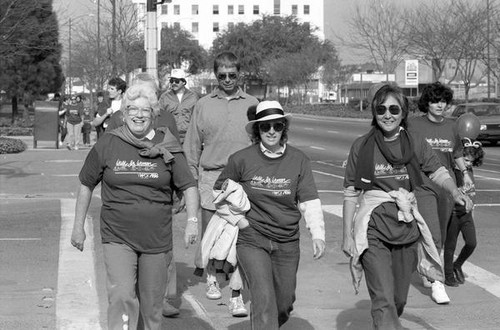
{"left": 340, "top": 0, "right": 408, "bottom": 76}
{"left": 157, "top": 25, "right": 207, "bottom": 82}
{"left": 0, "top": 0, "right": 63, "bottom": 123}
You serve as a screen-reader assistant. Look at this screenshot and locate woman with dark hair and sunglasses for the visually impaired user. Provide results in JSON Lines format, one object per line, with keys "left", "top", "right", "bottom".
{"left": 213, "top": 100, "right": 326, "bottom": 329}
{"left": 342, "top": 84, "right": 472, "bottom": 329}
{"left": 408, "top": 82, "right": 474, "bottom": 296}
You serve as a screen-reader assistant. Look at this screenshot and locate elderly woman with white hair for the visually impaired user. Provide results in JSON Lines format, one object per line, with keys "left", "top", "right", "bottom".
{"left": 213, "top": 100, "right": 326, "bottom": 329}
{"left": 70, "top": 83, "right": 199, "bottom": 330}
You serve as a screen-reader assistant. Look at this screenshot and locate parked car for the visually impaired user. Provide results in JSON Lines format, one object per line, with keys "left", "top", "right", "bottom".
{"left": 447, "top": 102, "right": 500, "bottom": 145}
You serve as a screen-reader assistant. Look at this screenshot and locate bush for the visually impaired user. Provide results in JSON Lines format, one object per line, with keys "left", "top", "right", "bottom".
{"left": 284, "top": 103, "right": 373, "bottom": 119}
{"left": 0, "top": 137, "right": 27, "bottom": 154}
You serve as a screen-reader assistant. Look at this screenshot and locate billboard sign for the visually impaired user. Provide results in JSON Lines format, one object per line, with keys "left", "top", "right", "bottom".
{"left": 405, "top": 60, "right": 419, "bottom": 86}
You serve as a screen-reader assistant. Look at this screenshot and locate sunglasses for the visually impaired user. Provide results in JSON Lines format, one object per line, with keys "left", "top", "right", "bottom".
{"left": 375, "top": 105, "right": 401, "bottom": 116}
{"left": 170, "top": 78, "right": 184, "bottom": 84}
{"left": 217, "top": 72, "right": 238, "bottom": 81}
{"left": 258, "top": 122, "right": 285, "bottom": 133}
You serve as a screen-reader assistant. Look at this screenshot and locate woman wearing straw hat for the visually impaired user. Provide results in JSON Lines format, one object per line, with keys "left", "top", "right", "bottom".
{"left": 213, "top": 100, "right": 326, "bottom": 329}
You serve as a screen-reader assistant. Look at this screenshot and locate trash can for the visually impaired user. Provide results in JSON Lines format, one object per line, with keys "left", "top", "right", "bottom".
{"left": 33, "top": 101, "right": 60, "bottom": 149}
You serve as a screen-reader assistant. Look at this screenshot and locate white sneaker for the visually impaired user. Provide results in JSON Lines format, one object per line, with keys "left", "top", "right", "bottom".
{"left": 206, "top": 282, "right": 222, "bottom": 300}
{"left": 228, "top": 295, "right": 248, "bottom": 317}
{"left": 431, "top": 281, "right": 450, "bottom": 304}
{"left": 421, "top": 275, "right": 433, "bottom": 288}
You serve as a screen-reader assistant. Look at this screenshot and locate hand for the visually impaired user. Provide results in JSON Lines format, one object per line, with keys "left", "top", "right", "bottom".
{"left": 342, "top": 236, "right": 355, "bottom": 258}
{"left": 312, "top": 239, "right": 326, "bottom": 259}
{"left": 71, "top": 227, "right": 86, "bottom": 251}
{"left": 452, "top": 189, "right": 474, "bottom": 213}
{"left": 184, "top": 220, "right": 198, "bottom": 248}
{"left": 106, "top": 107, "right": 113, "bottom": 115}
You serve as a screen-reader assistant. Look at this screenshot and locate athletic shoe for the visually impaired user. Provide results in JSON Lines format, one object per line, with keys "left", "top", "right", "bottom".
{"left": 421, "top": 275, "right": 433, "bottom": 288}
{"left": 162, "top": 300, "right": 180, "bottom": 317}
{"left": 206, "top": 282, "right": 222, "bottom": 300}
{"left": 228, "top": 295, "right": 248, "bottom": 317}
{"left": 445, "top": 275, "right": 459, "bottom": 287}
{"left": 454, "top": 264, "right": 465, "bottom": 284}
{"left": 431, "top": 281, "right": 450, "bottom": 304}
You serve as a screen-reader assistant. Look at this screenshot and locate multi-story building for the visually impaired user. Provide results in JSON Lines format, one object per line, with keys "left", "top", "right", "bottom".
{"left": 132, "top": 0, "right": 325, "bottom": 50}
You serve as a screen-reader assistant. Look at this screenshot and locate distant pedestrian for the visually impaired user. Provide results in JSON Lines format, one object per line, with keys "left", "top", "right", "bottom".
{"left": 93, "top": 91, "right": 110, "bottom": 139}
{"left": 184, "top": 51, "right": 259, "bottom": 317}
{"left": 63, "top": 95, "right": 84, "bottom": 150}
{"left": 82, "top": 107, "right": 92, "bottom": 147}
{"left": 444, "top": 138, "right": 484, "bottom": 286}
{"left": 92, "top": 77, "right": 126, "bottom": 132}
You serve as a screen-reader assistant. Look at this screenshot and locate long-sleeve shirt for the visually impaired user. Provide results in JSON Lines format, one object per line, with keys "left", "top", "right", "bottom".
{"left": 183, "top": 87, "right": 259, "bottom": 180}
{"left": 158, "top": 88, "right": 199, "bottom": 143}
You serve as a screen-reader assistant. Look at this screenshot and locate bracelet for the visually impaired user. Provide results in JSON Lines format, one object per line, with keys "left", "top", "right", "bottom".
{"left": 462, "top": 169, "right": 469, "bottom": 174}
{"left": 187, "top": 217, "right": 198, "bottom": 223}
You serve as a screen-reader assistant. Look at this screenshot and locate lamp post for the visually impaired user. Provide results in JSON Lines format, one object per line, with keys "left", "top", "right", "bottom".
{"left": 67, "top": 14, "right": 94, "bottom": 95}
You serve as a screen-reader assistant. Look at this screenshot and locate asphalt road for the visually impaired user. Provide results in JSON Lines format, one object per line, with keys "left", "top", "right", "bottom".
{"left": 2, "top": 118, "right": 500, "bottom": 329}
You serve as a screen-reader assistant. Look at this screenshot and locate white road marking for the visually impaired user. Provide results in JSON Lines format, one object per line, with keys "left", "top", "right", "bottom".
{"left": 45, "top": 160, "right": 83, "bottom": 163}
{"left": 327, "top": 130, "right": 339, "bottom": 134}
{"left": 310, "top": 146, "right": 326, "bottom": 150}
{"left": 182, "top": 291, "right": 215, "bottom": 328}
{"left": 313, "top": 170, "right": 344, "bottom": 180}
{"left": 52, "top": 174, "right": 79, "bottom": 177}
{"left": 322, "top": 204, "right": 500, "bottom": 299}
{"left": 304, "top": 127, "right": 314, "bottom": 130}
{"left": 0, "top": 238, "right": 41, "bottom": 241}
{"left": 56, "top": 199, "right": 101, "bottom": 329}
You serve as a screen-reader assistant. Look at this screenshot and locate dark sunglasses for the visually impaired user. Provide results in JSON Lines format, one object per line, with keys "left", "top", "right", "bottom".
{"left": 258, "top": 122, "right": 285, "bottom": 133}
{"left": 217, "top": 72, "right": 238, "bottom": 80}
{"left": 375, "top": 105, "right": 401, "bottom": 116}
{"left": 170, "top": 78, "right": 184, "bottom": 84}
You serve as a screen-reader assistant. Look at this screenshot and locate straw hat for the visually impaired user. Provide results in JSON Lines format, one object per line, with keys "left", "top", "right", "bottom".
{"left": 245, "top": 100, "right": 292, "bottom": 134}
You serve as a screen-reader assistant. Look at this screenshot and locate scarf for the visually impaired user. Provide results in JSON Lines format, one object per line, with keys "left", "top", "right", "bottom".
{"left": 354, "top": 127, "right": 423, "bottom": 191}
{"left": 110, "top": 126, "right": 182, "bottom": 164}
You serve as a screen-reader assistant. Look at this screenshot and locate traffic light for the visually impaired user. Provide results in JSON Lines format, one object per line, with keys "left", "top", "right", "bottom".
{"left": 147, "top": 0, "right": 172, "bottom": 12}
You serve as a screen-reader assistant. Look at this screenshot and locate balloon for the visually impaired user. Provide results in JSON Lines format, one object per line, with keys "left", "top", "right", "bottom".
{"left": 456, "top": 113, "right": 480, "bottom": 139}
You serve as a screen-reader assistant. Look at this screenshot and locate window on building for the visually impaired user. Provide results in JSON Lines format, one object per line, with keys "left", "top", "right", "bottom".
{"left": 304, "top": 5, "right": 310, "bottom": 15}
{"left": 213, "top": 5, "right": 219, "bottom": 15}
{"left": 174, "top": 4, "right": 180, "bottom": 15}
{"left": 192, "top": 4, "right": 198, "bottom": 15}
{"left": 228, "top": 22, "right": 234, "bottom": 29}
{"left": 238, "top": 5, "right": 244, "bottom": 15}
{"left": 292, "top": 5, "right": 298, "bottom": 15}
{"left": 228, "top": 5, "right": 234, "bottom": 15}
{"left": 173, "top": 22, "right": 180, "bottom": 29}
{"left": 253, "top": 5, "right": 259, "bottom": 15}
{"left": 192, "top": 22, "right": 199, "bottom": 33}
{"left": 213, "top": 22, "right": 219, "bottom": 32}
{"left": 161, "top": 4, "right": 168, "bottom": 15}
{"left": 274, "top": 0, "right": 280, "bottom": 15}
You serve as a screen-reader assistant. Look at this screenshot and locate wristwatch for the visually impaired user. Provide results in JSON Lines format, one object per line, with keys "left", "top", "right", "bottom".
{"left": 187, "top": 217, "right": 198, "bottom": 223}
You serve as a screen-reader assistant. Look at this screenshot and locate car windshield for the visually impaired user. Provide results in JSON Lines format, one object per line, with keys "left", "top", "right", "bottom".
{"left": 456, "top": 105, "right": 500, "bottom": 116}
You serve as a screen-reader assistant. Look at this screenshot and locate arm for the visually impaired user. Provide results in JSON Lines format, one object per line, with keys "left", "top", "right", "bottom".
{"left": 70, "top": 184, "right": 94, "bottom": 251}
{"left": 299, "top": 198, "right": 326, "bottom": 259}
{"left": 91, "top": 107, "right": 113, "bottom": 127}
{"left": 342, "top": 186, "right": 359, "bottom": 257}
{"left": 455, "top": 156, "right": 474, "bottom": 188}
{"left": 183, "top": 185, "right": 200, "bottom": 248}
{"left": 429, "top": 166, "right": 473, "bottom": 212}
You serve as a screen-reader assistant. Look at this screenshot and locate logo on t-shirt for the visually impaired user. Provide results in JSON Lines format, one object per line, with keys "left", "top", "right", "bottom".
{"left": 374, "top": 163, "right": 409, "bottom": 181}
{"left": 251, "top": 175, "right": 291, "bottom": 196}
{"left": 426, "top": 138, "right": 453, "bottom": 152}
{"left": 113, "top": 159, "right": 159, "bottom": 179}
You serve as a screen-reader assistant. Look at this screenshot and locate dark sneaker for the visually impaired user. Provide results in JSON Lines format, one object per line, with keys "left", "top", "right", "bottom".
{"left": 162, "top": 300, "right": 179, "bottom": 317}
{"left": 454, "top": 265, "right": 465, "bottom": 284}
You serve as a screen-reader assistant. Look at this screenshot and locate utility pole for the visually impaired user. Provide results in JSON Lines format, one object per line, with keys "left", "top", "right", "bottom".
{"left": 487, "top": 0, "right": 491, "bottom": 98}
{"left": 112, "top": 0, "right": 117, "bottom": 76}
{"left": 146, "top": 0, "right": 161, "bottom": 81}
{"left": 68, "top": 18, "right": 72, "bottom": 95}
{"left": 97, "top": 0, "right": 101, "bottom": 89}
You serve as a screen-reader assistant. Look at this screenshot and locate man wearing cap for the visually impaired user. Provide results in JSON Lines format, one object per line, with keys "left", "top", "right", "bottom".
{"left": 184, "top": 51, "right": 258, "bottom": 317}
{"left": 159, "top": 69, "right": 199, "bottom": 144}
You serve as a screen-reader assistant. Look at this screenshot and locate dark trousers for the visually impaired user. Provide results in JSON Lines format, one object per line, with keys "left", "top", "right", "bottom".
{"left": 444, "top": 209, "right": 476, "bottom": 277}
{"left": 237, "top": 225, "right": 300, "bottom": 330}
{"left": 360, "top": 235, "right": 418, "bottom": 330}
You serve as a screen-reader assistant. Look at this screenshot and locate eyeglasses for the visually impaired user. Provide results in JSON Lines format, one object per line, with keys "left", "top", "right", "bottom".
{"left": 126, "top": 107, "right": 153, "bottom": 117}
{"left": 170, "top": 78, "right": 184, "bottom": 84}
{"left": 375, "top": 105, "right": 401, "bottom": 116}
{"left": 217, "top": 72, "right": 238, "bottom": 81}
{"left": 258, "top": 122, "right": 285, "bottom": 132}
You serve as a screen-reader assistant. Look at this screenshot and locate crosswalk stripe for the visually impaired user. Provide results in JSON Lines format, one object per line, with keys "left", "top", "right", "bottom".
{"left": 56, "top": 199, "right": 101, "bottom": 329}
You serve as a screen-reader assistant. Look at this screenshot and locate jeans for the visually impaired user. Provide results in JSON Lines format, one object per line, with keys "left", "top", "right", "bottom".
{"left": 444, "top": 209, "right": 476, "bottom": 277}
{"left": 65, "top": 122, "right": 82, "bottom": 148}
{"left": 237, "top": 225, "right": 300, "bottom": 330}
{"left": 103, "top": 242, "right": 171, "bottom": 330}
{"left": 360, "top": 235, "right": 418, "bottom": 330}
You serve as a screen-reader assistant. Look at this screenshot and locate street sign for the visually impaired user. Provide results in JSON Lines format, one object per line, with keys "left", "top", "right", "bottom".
{"left": 405, "top": 60, "right": 419, "bottom": 86}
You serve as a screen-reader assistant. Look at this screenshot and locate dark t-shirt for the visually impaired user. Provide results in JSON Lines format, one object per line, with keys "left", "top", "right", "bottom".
{"left": 344, "top": 131, "right": 443, "bottom": 244}
{"left": 79, "top": 130, "right": 196, "bottom": 253}
{"left": 215, "top": 144, "right": 319, "bottom": 242}
{"left": 66, "top": 103, "right": 83, "bottom": 125}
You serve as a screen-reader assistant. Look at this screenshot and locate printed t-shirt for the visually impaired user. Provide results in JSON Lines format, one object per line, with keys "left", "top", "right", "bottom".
{"left": 79, "top": 131, "right": 196, "bottom": 253}
{"left": 215, "top": 144, "right": 318, "bottom": 243}
{"left": 66, "top": 103, "right": 83, "bottom": 125}
{"left": 344, "top": 132, "right": 443, "bottom": 244}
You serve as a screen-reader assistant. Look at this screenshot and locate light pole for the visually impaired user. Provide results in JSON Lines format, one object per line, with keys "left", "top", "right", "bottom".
{"left": 67, "top": 14, "right": 94, "bottom": 95}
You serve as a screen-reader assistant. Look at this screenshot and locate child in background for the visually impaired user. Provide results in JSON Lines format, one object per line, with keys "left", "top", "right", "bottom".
{"left": 444, "top": 138, "right": 485, "bottom": 287}
{"left": 82, "top": 107, "right": 92, "bottom": 147}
